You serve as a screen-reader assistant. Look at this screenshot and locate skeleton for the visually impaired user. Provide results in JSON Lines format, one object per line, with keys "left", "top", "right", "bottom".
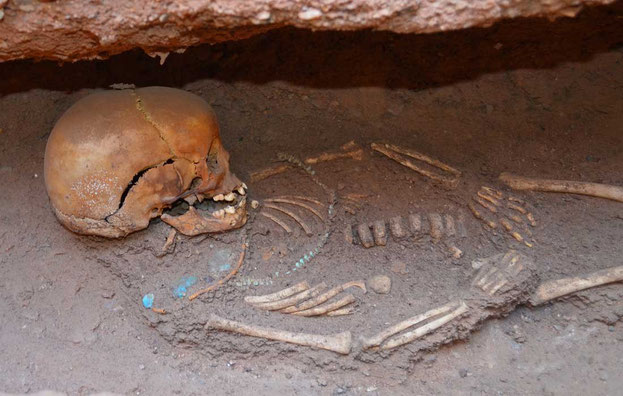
{"left": 44, "top": 87, "right": 247, "bottom": 238}
{"left": 499, "top": 172, "right": 623, "bottom": 203}
{"left": 469, "top": 186, "right": 536, "bottom": 247}
{"left": 245, "top": 280, "right": 366, "bottom": 316}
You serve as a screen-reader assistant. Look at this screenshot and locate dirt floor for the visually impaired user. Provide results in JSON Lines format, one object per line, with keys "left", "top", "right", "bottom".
{"left": 1, "top": 3, "right": 622, "bottom": 395}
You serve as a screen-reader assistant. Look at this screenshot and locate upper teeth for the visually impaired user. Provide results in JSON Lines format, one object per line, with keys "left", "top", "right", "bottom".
{"left": 224, "top": 192, "right": 236, "bottom": 201}
{"left": 213, "top": 194, "right": 225, "bottom": 201}
{"left": 237, "top": 186, "right": 246, "bottom": 195}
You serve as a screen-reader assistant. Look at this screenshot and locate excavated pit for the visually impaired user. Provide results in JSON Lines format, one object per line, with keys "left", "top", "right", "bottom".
{"left": 0, "top": 3, "right": 622, "bottom": 395}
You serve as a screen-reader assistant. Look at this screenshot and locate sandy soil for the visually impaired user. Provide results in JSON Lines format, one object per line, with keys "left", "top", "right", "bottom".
{"left": 0, "top": 3, "right": 622, "bottom": 395}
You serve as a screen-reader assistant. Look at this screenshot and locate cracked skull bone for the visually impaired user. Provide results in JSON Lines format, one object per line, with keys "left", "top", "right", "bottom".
{"left": 44, "top": 87, "right": 247, "bottom": 238}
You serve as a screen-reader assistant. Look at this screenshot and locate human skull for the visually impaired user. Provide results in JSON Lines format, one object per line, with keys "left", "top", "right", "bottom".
{"left": 44, "top": 86, "right": 247, "bottom": 238}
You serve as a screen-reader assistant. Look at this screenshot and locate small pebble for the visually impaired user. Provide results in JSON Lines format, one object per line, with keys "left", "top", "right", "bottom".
{"left": 459, "top": 368, "right": 468, "bottom": 378}
{"left": 368, "top": 275, "right": 391, "bottom": 294}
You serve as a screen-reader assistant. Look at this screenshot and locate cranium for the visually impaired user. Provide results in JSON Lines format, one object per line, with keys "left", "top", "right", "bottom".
{"left": 44, "top": 86, "right": 247, "bottom": 238}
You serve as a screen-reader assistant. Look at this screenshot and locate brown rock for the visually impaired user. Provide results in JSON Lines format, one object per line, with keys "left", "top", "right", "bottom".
{"left": 368, "top": 274, "right": 391, "bottom": 294}
{"left": 0, "top": 0, "right": 613, "bottom": 62}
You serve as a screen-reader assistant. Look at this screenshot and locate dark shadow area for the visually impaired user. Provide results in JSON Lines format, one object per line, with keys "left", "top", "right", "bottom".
{"left": 0, "top": 1, "right": 622, "bottom": 94}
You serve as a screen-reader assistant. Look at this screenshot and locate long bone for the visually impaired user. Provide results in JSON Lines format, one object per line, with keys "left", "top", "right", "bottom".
{"left": 381, "top": 301, "right": 469, "bottom": 350}
{"left": 250, "top": 142, "right": 363, "bottom": 182}
{"left": 361, "top": 300, "right": 462, "bottom": 350}
{"left": 206, "top": 314, "right": 352, "bottom": 355}
{"left": 371, "top": 142, "right": 461, "bottom": 187}
{"left": 530, "top": 265, "right": 623, "bottom": 305}
{"left": 281, "top": 280, "right": 366, "bottom": 313}
{"left": 244, "top": 281, "right": 310, "bottom": 304}
{"left": 499, "top": 172, "right": 623, "bottom": 203}
{"left": 251, "top": 283, "right": 328, "bottom": 311}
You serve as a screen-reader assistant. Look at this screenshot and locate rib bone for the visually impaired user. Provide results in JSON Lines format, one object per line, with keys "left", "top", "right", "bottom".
{"left": 244, "top": 281, "right": 310, "bottom": 304}
{"left": 530, "top": 265, "right": 623, "bottom": 305}
{"left": 259, "top": 211, "right": 293, "bottom": 234}
{"left": 264, "top": 198, "right": 324, "bottom": 220}
{"left": 281, "top": 195, "right": 325, "bottom": 206}
{"left": 264, "top": 203, "right": 313, "bottom": 236}
{"left": 292, "top": 294, "right": 356, "bottom": 317}
{"left": 499, "top": 172, "right": 623, "bottom": 203}
{"left": 281, "top": 280, "right": 366, "bottom": 313}
{"left": 252, "top": 283, "right": 327, "bottom": 311}
{"left": 206, "top": 314, "right": 352, "bottom": 355}
{"left": 326, "top": 307, "right": 354, "bottom": 316}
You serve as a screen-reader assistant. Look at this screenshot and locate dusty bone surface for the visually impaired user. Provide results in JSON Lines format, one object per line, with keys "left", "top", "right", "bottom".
{"left": 0, "top": 0, "right": 615, "bottom": 62}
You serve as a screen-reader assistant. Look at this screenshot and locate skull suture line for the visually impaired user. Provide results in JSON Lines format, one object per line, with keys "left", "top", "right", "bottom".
{"left": 44, "top": 87, "right": 247, "bottom": 238}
